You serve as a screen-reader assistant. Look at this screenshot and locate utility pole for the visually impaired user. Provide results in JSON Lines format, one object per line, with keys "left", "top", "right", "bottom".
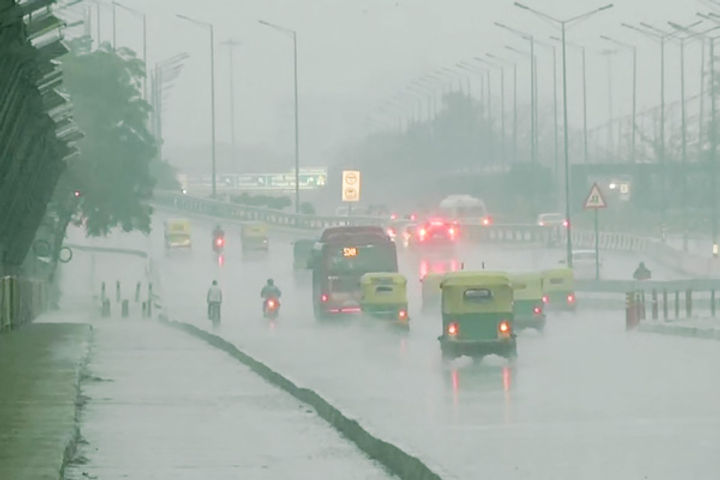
{"left": 221, "top": 39, "right": 242, "bottom": 172}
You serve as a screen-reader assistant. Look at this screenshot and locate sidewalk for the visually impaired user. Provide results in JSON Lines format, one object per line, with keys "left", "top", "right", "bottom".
{"left": 0, "top": 317, "right": 91, "bottom": 480}
{"left": 63, "top": 318, "right": 393, "bottom": 480}
{"left": 638, "top": 318, "right": 720, "bottom": 341}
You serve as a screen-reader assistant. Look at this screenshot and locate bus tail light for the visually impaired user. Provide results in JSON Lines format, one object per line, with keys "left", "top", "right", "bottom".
{"left": 498, "top": 320, "right": 511, "bottom": 334}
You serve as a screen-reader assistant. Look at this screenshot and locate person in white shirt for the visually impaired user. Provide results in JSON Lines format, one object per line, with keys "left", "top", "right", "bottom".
{"left": 207, "top": 280, "right": 223, "bottom": 319}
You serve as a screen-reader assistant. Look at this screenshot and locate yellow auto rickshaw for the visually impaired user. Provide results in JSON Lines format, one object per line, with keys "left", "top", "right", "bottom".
{"left": 438, "top": 271, "right": 516, "bottom": 359}
{"left": 164, "top": 218, "right": 192, "bottom": 249}
{"left": 510, "top": 272, "right": 546, "bottom": 332}
{"left": 421, "top": 273, "right": 444, "bottom": 313}
{"left": 541, "top": 268, "right": 576, "bottom": 311}
{"left": 241, "top": 222, "right": 269, "bottom": 252}
{"left": 359, "top": 273, "right": 409, "bottom": 327}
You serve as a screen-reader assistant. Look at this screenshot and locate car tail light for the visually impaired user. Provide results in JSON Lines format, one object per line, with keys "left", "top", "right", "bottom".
{"left": 447, "top": 322, "right": 459, "bottom": 336}
{"left": 563, "top": 219, "right": 569, "bottom": 228}
{"left": 542, "top": 295, "right": 549, "bottom": 304}
{"left": 448, "top": 227, "right": 456, "bottom": 238}
{"left": 321, "top": 293, "right": 329, "bottom": 303}
{"left": 567, "top": 293, "right": 575, "bottom": 304}
{"left": 418, "top": 227, "right": 427, "bottom": 240}
{"left": 533, "top": 305, "right": 542, "bottom": 315}
{"left": 498, "top": 320, "right": 511, "bottom": 334}
{"left": 398, "top": 309, "right": 407, "bottom": 321}
{"left": 482, "top": 217, "right": 492, "bottom": 226}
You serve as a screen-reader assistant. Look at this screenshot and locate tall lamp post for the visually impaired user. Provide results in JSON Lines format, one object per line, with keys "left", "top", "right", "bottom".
{"left": 221, "top": 39, "right": 242, "bottom": 171}
{"left": 600, "top": 35, "right": 637, "bottom": 165}
{"left": 515, "top": 1, "right": 614, "bottom": 268}
{"left": 477, "top": 56, "right": 508, "bottom": 167}
{"left": 488, "top": 53, "right": 518, "bottom": 165}
{"left": 259, "top": 20, "right": 301, "bottom": 213}
{"left": 680, "top": 15, "right": 720, "bottom": 256}
{"left": 496, "top": 22, "right": 537, "bottom": 164}
{"left": 113, "top": 2, "right": 147, "bottom": 99}
{"left": 177, "top": 14, "right": 217, "bottom": 198}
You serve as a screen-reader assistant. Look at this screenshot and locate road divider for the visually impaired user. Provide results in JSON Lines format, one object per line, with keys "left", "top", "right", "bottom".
{"left": 159, "top": 318, "right": 443, "bottom": 480}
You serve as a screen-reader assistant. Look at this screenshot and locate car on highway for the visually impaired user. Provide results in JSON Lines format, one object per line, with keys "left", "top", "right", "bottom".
{"left": 537, "top": 212, "right": 568, "bottom": 228}
{"left": 569, "top": 249, "right": 601, "bottom": 279}
{"left": 410, "top": 219, "right": 459, "bottom": 249}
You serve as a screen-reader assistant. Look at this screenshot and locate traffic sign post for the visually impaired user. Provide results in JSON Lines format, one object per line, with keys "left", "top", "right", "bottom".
{"left": 342, "top": 170, "right": 361, "bottom": 216}
{"left": 583, "top": 183, "right": 607, "bottom": 281}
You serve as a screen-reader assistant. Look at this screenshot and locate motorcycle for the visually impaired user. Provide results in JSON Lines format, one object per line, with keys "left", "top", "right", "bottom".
{"left": 208, "top": 302, "right": 221, "bottom": 327}
{"left": 212, "top": 234, "right": 225, "bottom": 254}
{"left": 263, "top": 297, "right": 280, "bottom": 320}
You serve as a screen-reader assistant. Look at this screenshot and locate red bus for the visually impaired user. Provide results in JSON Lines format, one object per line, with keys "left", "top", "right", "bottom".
{"left": 310, "top": 226, "right": 398, "bottom": 318}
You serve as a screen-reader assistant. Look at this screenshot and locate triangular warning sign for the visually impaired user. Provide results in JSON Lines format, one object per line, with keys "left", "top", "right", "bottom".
{"left": 584, "top": 183, "right": 607, "bottom": 209}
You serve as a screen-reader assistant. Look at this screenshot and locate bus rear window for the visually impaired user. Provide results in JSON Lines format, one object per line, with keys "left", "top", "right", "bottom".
{"left": 464, "top": 289, "right": 493, "bottom": 301}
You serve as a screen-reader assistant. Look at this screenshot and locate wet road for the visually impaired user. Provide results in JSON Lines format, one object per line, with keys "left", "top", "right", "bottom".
{"left": 140, "top": 213, "right": 720, "bottom": 479}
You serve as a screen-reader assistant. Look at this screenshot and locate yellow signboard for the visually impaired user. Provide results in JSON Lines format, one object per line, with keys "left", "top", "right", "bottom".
{"left": 342, "top": 170, "right": 361, "bottom": 202}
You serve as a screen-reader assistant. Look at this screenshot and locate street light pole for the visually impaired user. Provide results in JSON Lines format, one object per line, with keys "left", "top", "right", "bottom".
{"left": 177, "top": 14, "right": 217, "bottom": 198}
{"left": 552, "top": 36, "right": 589, "bottom": 164}
{"left": 259, "top": 20, "right": 301, "bottom": 213}
{"left": 601, "top": 35, "right": 637, "bottom": 164}
{"left": 113, "top": 2, "right": 148, "bottom": 100}
{"left": 221, "top": 39, "right": 242, "bottom": 171}
{"left": 496, "top": 22, "right": 538, "bottom": 164}
{"left": 515, "top": 1, "right": 614, "bottom": 268}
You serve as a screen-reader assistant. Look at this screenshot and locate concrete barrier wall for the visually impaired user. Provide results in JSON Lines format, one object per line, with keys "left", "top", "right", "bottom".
{"left": 0, "top": 276, "right": 48, "bottom": 332}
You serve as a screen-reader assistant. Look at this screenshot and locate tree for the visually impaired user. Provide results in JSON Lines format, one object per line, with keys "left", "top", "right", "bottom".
{"left": 59, "top": 41, "right": 156, "bottom": 236}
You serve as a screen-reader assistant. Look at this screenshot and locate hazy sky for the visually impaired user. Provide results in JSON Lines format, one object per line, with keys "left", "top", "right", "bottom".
{"left": 69, "top": 0, "right": 706, "bottom": 167}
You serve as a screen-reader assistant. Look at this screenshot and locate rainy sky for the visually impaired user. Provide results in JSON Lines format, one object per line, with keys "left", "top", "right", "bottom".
{"left": 83, "top": 0, "right": 702, "bottom": 166}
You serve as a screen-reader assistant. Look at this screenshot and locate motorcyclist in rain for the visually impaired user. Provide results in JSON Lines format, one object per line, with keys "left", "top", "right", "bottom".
{"left": 633, "top": 262, "right": 652, "bottom": 281}
{"left": 261, "top": 278, "right": 282, "bottom": 308}
{"left": 212, "top": 224, "right": 225, "bottom": 240}
{"left": 207, "top": 280, "right": 223, "bottom": 319}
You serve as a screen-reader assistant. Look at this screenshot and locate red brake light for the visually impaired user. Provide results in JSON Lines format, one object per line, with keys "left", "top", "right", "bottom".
{"left": 567, "top": 294, "right": 575, "bottom": 304}
{"left": 533, "top": 306, "right": 542, "bottom": 315}
{"left": 410, "top": 214, "right": 417, "bottom": 221}
{"left": 215, "top": 237, "right": 224, "bottom": 246}
{"left": 448, "top": 227, "right": 456, "bottom": 237}
{"left": 542, "top": 295, "right": 549, "bottom": 304}
{"left": 447, "top": 322, "right": 459, "bottom": 336}
{"left": 482, "top": 217, "right": 492, "bottom": 226}
{"left": 563, "top": 219, "right": 569, "bottom": 228}
{"left": 267, "top": 299, "right": 276, "bottom": 308}
{"left": 418, "top": 227, "right": 427, "bottom": 239}
{"left": 398, "top": 309, "right": 407, "bottom": 320}
{"left": 387, "top": 227, "right": 396, "bottom": 237}
{"left": 539, "top": 221, "right": 545, "bottom": 226}
{"left": 321, "top": 293, "right": 329, "bottom": 303}
{"left": 498, "top": 320, "right": 511, "bottom": 334}
{"left": 390, "top": 213, "right": 398, "bottom": 220}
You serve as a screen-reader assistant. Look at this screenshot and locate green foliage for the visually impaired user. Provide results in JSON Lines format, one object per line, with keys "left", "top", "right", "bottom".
{"left": 229, "top": 193, "right": 292, "bottom": 210}
{"left": 299, "top": 201, "right": 316, "bottom": 215}
{"left": 59, "top": 41, "right": 156, "bottom": 236}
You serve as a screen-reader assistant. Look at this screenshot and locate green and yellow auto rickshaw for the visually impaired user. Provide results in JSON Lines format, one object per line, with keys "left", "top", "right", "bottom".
{"left": 438, "top": 272, "right": 516, "bottom": 359}
{"left": 359, "top": 273, "right": 409, "bottom": 328}
{"left": 510, "top": 272, "right": 546, "bottom": 332}
{"left": 541, "top": 268, "right": 576, "bottom": 311}
{"left": 293, "top": 239, "right": 316, "bottom": 270}
{"left": 241, "top": 222, "right": 269, "bottom": 252}
{"left": 421, "top": 273, "right": 444, "bottom": 313}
